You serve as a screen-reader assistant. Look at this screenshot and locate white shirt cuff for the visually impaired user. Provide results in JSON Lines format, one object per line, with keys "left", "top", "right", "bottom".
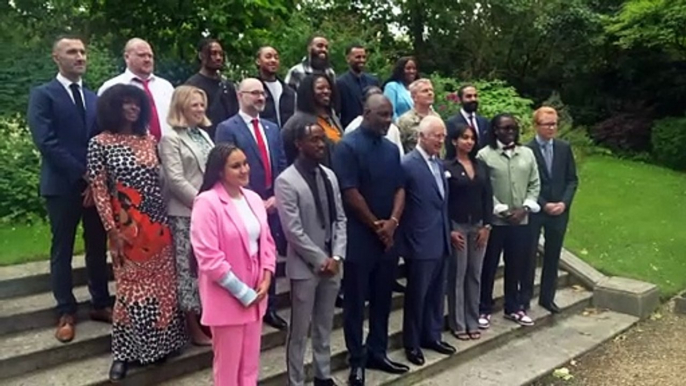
{"left": 523, "top": 199, "right": 541, "bottom": 213}
{"left": 494, "top": 204, "right": 509, "bottom": 215}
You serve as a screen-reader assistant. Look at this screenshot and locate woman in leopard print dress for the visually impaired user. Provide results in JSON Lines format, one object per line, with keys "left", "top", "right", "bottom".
{"left": 87, "top": 84, "right": 186, "bottom": 382}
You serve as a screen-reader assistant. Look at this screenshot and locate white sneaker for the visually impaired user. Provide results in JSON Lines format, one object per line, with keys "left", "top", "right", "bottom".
{"left": 478, "top": 314, "right": 491, "bottom": 329}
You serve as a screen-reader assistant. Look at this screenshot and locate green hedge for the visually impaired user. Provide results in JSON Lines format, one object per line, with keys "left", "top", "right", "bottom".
{"left": 651, "top": 116, "right": 686, "bottom": 171}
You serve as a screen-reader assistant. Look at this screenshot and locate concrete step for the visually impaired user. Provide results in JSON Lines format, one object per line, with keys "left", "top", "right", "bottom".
{"left": 413, "top": 309, "right": 638, "bottom": 386}
{"left": 329, "top": 287, "right": 595, "bottom": 386}
{"left": 0, "top": 264, "right": 532, "bottom": 386}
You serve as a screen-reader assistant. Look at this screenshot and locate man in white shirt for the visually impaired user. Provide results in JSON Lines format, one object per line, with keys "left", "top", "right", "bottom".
{"left": 98, "top": 38, "right": 174, "bottom": 141}
{"left": 256, "top": 46, "right": 296, "bottom": 128}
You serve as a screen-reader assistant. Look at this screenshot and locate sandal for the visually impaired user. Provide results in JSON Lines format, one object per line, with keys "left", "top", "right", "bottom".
{"left": 468, "top": 331, "right": 481, "bottom": 340}
{"left": 451, "top": 331, "right": 471, "bottom": 341}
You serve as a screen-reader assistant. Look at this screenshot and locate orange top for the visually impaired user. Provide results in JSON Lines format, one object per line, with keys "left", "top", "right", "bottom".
{"left": 318, "top": 115, "right": 343, "bottom": 143}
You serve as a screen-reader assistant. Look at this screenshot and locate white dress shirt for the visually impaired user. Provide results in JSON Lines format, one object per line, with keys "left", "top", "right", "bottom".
{"left": 231, "top": 194, "right": 261, "bottom": 256}
{"left": 56, "top": 73, "right": 84, "bottom": 107}
{"left": 98, "top": 68, "right": 174, "bottom": 136}
{"left": 239, "top": 110, "right": 271, "bottom": 164}
{"left": 264, "top": 80, "right": 283, "bottom": 125}
{"left": 343, "top": 115, "right": 405, "bottom": 157}
{"left": 460, "top": 107, "right": 480, "bottom": 138}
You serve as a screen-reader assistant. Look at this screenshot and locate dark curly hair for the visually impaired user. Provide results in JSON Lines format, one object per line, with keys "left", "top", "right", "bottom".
{"left": 199, "top": 143, "right": 243, "bottom": 193}
{"left": 96, "top": 84, "right": 150, "bottom": 136}
{"left": 487, "top": 113, "right": 520, "bottom": 149}
{"left": 384, "top": 56, "right": 418, "bottom": 87}
{"left": 296, "top": 74, "right": 337, "bottom": 115}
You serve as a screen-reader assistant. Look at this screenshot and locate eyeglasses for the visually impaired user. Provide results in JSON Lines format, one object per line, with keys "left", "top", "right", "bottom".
{"left": 537, "top": 122, "right": 558, "bottom": 128}
{"left": 241, "top": 90, "right": 266, "bottom": 97}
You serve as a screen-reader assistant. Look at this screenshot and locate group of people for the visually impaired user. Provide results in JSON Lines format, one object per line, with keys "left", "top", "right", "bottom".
{"left": 27, "top": 32, "right": 578, "bottom": 386}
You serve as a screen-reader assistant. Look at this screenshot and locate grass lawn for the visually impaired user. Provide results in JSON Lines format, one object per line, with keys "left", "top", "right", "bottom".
{"left": 565, "top": 155, "right": 686, "bottom": 298}
{"left": 0, "top": 222, "right": 83, "bottom": 266}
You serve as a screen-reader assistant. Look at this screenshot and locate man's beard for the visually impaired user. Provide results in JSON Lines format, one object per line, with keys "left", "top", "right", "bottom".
{"left": 310, "top": 54, "right": 329, "bottom": 71}
{"left": 462, "top": 101, "right": 479, "bottom": 113}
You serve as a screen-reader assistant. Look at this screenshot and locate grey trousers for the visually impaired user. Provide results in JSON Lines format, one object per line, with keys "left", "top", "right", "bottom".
{"left": 447, "top": 222, "right": 486, "bottom": 332}
{"left": 286, "top": 273, "right": 341, "bottom": 386}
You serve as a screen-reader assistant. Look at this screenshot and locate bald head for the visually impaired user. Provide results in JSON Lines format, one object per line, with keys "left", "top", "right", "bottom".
{"left": 238, "top": 78, "right": 266, "bottom": 116}
{"left": 362, "top": 94, "right": 392, "bottom": 136}
{"left": 124, "top": 38, "right": 154, "bottom": 78}
{"left": 418, "top": 115, "right": 446, "bottom": 156}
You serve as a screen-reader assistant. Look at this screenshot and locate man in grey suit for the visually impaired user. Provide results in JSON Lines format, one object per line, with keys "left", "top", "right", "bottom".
{"left": 275, "top": 123, "right": 347, "bottom": 386}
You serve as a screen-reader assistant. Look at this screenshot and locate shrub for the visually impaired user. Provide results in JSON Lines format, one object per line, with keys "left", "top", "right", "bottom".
{"left": 590, "top": 111, "right": 653, "bottom": 153}
{"left": 651, "top": 116, "right": 686, "bottom": 170}
{"left": 0, "top": 116, "right": 44, "bottom": 222}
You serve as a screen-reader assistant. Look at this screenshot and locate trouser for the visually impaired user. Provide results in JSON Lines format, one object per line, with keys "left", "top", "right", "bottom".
{"left": 343, "top": 256, "right": 398, "bottom": 367}
{"left": 210, "top": 321, "right": 262, "bottom": 386}
{"left": 479, "top": 225, "right": 533, "bottom": 315}
{"left": 268, "top": 211, "right": 287, "bottom": 312}
{"left": 529, "top": 212, "right": 569, "bottom": 305}
{"left": 45, "top": 192, "right": 110, "bottom": 316}
{"left": 286, "top": 274, "right": 341, "bottom": 385}
{"left": 402, "top": 257, "right": 447, "bottom": 349}
{"left": 447, "top": 222, "right": 486, "bottom": 332}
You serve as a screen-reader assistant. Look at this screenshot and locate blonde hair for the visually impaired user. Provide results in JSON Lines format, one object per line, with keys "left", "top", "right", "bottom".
{"left": 409, "top": 78, "right": 433, "bottom": 96}
{"left": 167, "top": 85, "right": 212, "bottom": 128}
{"left": 533, "top": 106, "right": 558, "bottom": 124}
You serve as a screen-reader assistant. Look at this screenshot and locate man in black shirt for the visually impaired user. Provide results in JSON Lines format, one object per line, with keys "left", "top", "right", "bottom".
{"left": 186, "top": 38, "right": 239, "bottom": 139}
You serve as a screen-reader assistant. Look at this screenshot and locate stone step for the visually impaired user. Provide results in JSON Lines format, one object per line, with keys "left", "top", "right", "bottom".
{"left": 412, "top": 310, "right": 638, "bottom": 386}
{"left": 0, "top": 265, "right": 536, "bottom": 386}
{"left": 0, "top": 256, "right": 287, "bottom": 300}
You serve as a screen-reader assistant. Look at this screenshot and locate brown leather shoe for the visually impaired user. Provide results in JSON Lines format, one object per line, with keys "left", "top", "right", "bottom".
{"left": 55, "top": 314, "right": 76, "bottom": 343}
{"left": 90, "top": 307, "right": 113, "bottom": 324}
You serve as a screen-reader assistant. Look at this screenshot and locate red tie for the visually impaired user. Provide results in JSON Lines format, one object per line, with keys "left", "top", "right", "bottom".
{"left": 136, "top": 78, "right": 161, "bottom": 141}
{"left": 251, "top": 118, "right": 272, "bottom": 187}
{"left": 469, "top": 114, "right": 478, "bottom": 137}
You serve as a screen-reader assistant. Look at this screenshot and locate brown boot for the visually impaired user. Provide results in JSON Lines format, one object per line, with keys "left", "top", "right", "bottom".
{"left": 90, "top": 307, "right": 113, "bottom": 324}
{"left": 55, "top": 314, "right": 76, "bottom": 343}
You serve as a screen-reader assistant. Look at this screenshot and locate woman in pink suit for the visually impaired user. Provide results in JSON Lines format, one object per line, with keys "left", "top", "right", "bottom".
{"left": 190, "top": 143, "right": 276, "bottom": 386}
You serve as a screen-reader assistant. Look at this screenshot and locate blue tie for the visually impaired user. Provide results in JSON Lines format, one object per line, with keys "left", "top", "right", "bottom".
{"left": 542, "top": 142, "right": 553, "bottom": 176}
{"left": 429, "top": 157, "right": 445, "bottom": 198}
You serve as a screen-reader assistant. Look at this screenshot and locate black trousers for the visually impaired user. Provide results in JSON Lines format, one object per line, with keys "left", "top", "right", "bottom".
{"left": 480, "top": 225, "right": 533, "bottom": 315}
{"left": 267, "top": 211, "right": 287, "bottom": 312}
{"left": 343, "top": 255, "right": 398, "bottom": 367}
{"left": 529, "top": 212, "right": 569, "bottom": 305}
{"left": 402, "top": 257, "right": 446, "bottom": 349}
{"left": 45, "top": 192, "right": 110, "bottom": 316}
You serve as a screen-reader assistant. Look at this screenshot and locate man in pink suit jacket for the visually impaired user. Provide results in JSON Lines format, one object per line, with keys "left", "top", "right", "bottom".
{"left": 191, "top": 182, "right": 277, "bottom": 386}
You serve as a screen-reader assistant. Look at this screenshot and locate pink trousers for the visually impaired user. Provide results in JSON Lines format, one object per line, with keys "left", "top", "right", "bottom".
{"left": 210, "top": 322, "right": 262, "bottom": 386}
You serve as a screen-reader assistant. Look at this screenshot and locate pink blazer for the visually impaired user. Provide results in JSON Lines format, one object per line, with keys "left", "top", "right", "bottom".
{"left": 190, "top": 183, "right": 277, "bottom": 326}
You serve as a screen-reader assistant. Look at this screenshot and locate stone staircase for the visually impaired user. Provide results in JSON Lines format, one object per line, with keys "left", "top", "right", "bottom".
{"left": 0, "top": 254, "right": 640, "bottom": 386}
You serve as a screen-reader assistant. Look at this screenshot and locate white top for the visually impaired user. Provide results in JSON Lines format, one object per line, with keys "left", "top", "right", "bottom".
{"left": 264, "top": 80, "right": 283, "bottom": 125}
{"left": 56, "top": 73, "right": 84, "bottom": 107}
{"left": 231, "top": 194, "right": 261, "bottom": 256}
{"left": 344, "top": 116, "right": 405, "bottom": 157}
{"left": 98, "top": 68, "right": 174, "bottom": 136}
{"left": 238, "top": 111, "right": 272, "bottom": 164}
{"left": 460, "top": 107, "right": 480, "bottom": 138}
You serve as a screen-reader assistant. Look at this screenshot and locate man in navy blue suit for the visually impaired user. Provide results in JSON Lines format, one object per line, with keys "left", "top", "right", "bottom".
{"left": 445, "top": 84, "right": 490, "bottom": 158}
{"left": 400, "top": 115, "right": 456, "bottom": 366}
{"left": 27, "top": 36, "right": 111, "bottom": 343}
{"left": 215, "top": 78, "right": 289, "bottom": 330}
{"left": 335, "top": 43, "right": 381, "bottom": 128}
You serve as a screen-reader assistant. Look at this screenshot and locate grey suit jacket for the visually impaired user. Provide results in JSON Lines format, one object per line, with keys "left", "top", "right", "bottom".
{"left": 159, "top": 127, "right": 214, "bottom": 217}
{"left": 275, "top": 164, "right": 347, "bottom": 280}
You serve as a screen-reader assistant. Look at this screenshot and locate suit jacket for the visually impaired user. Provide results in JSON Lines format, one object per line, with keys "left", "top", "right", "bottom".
{"left": 190, "top": 184, "right": 277, "bottom": 326}
{"left": 28, "top": 79, "right": 98, "bottom": 196}
{"left": 214, "top": 114, "right": 287, "bottom": 199}
{"left": 275, "top": 165, "right": 347, "bottom": 280}
{"left": 526, "top": 138, "right": 579, "bottom": 211}
{"left": 259, "top": 77, "right": 296, "bottom": 128}
{"left": 159, "top": 127, "right": 214, "bottom": 217}
{"left": 445, "top": 112, "right": 490, "bottom": 159}
{"left": 336, "top": 71, "right": 381, "bottom": 128}
{"left": 400, "top": 149, "right": 451, "bottom": 260}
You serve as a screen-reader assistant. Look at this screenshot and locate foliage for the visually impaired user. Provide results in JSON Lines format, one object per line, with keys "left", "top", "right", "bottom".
{"left": 0, "top": 116, "right": 43, "bottom": 222}
{"left": 590, "top": 111, "right": 653, "bottom": 153}
{"left": 0, "top": 221, "right": 84, "bottom": 266}
{"left": 651, "top": 116, "right": 686, "bottom": 171}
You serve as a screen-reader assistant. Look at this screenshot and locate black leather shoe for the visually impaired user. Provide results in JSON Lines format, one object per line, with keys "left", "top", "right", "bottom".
{"left": 422, "top": 340, "right": 456, "bottom": 355}
{"left": 404, "top": 348, "right": 425, "bottom": 366}
{"left": 263, "top": 310, "right": 288, "bottom": 330}
{"left": 109, "top": 360, "right": 128, "bottom": 382}
{"left": 348, "top": 366, "right": 365, "bottom": 386}
{"left": 366, "top": 355, "right": 409, "bottom": 374}
{"left": 392, "top": 281, "right": 406, "bottom": 293}
{"left": 540, "top": 301, "right": 561, "bottom": 314}
{"left": 314, "top": 377, "right": 337, "bottom": 386}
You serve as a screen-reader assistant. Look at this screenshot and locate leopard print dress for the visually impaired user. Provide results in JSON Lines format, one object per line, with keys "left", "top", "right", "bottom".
{"left": 87, "top": 132, "right": 187, "bottom": 364}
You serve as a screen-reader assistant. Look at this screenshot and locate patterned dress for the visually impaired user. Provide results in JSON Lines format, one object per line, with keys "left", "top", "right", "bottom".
{"left": 87, "top": 132, "right": 187, "bottom": 364}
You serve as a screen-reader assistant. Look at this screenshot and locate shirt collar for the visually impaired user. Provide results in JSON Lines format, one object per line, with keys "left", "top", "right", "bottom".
{"left": 239, "top": 110, "right": 260, "bottom": 125}
{"left": 416, "top": 143, "right": 435, "bottom": 163}
{"left": 460, "top": 108, "right": 472, "bottom": 119}
{"left": 535, "top": 135, "right": 553, "bottom": 147}
{"left": 56, "top": 73, "right": 82, "bottom": 89}
{"left": 124, "top": 68, "right": 156, "bottom": 82}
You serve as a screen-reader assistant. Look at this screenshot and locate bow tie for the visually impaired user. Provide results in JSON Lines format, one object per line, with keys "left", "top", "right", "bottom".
{"left": 502, "top": 144, "right": 516, "bottom": 151}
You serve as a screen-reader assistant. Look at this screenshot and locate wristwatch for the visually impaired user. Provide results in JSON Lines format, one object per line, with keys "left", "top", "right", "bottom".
{"left": 332, "top": 256, "right": 342, "bottom": 262}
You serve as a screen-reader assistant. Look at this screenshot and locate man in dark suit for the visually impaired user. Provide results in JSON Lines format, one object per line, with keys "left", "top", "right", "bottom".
{"left": 256, "top": 46, "right": 296, "bottom": 129}
{"left": 333, "top": 94, "right": 409, "bottom": 386}
{"left": 400, "top": 115, "right": 456, "bottom": 366}
{"left": 445, "top": 84, "right": 490, "bottom": 158}
{"left": 526, "top": 107, "right": 578, "bottom": 313}
{"left": 27, "top": 36, "right": 111, "bottom": 343}
{"left": 215, "top": 78, "right": 289, "bottom": 330}
{"left": 336, "top": 44, "right": 381, "bottom": 128}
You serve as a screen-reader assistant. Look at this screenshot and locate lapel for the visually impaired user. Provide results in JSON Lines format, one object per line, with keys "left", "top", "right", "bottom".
{"left": 50, "top": 80, "right": 88, "bottom": 135}
{"left": 262, "top": 119, "right": 278, "bottom": 172}
{"left": 551, "top": 139, "right": 563, "bottom": 179}
{"left": 236, "top": 116, "right": 265, "bottom": 169}
{"left": 530, "top": 139, "right": 552, "bottom": 180}
{"left": 411, "top": 149, "right": 444, "bottom": 201}
{"left": 83, "top": 89, "right": 97, "bottom": 132}
{"left": 215, "top": 184, "right": 252, "bottom": 256}
{"left": 176, "top": 128, "right": 207, "bottom": 173}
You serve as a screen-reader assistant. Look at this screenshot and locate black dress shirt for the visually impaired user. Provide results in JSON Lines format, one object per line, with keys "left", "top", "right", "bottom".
{"left": 444, "top": 158, "right": 494, "bottom": 226}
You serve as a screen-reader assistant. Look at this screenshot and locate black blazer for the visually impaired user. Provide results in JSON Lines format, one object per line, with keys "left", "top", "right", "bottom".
{"left": 335, "top": 71, "right": 380, "bottom": 128}
{"left": 444, "top": 158, "right": 493, "bottom": 226}
{"left": 445, "top": 112, "right": 490, "bottom": 159}
{"left": 526, "top": 138, "right": 579, "bottom": 209}
{"left": 259, "top": 77, "right": 296, "bottom": 129}
{"left": 27, "top": 79, "right": 98, "bottom": 196}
